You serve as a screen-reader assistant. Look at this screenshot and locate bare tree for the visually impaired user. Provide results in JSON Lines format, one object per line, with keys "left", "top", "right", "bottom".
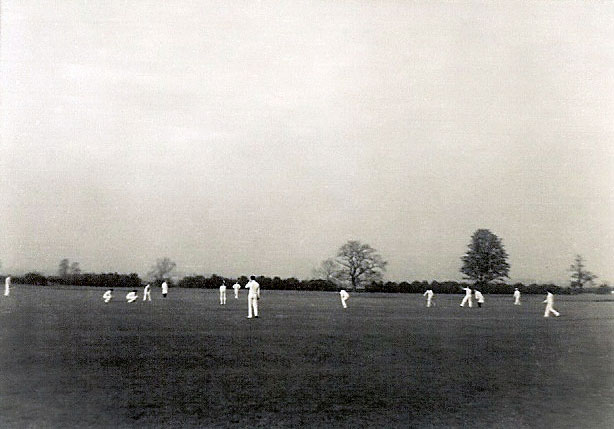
{"left": 335, "top": 240, "right": 387, "bottom": 290}
{"left": 569, "top": 254, "right": 596, "bottom": 290}
{"left": 70, "top": 262, "right": 81, "bottom": 275}
{"left": 312, "top": 258, "right": 341, "bottom": 284}
{"left": 58, "top": 258, "right": 70, "bottom": 278}
{"left": 148, "top": 257, "right": 177, "bottom": 283}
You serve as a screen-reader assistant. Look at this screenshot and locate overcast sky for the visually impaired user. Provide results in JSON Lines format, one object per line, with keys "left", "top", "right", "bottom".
{"left": 1, "top": 1, "right": 613, "bottom": 284}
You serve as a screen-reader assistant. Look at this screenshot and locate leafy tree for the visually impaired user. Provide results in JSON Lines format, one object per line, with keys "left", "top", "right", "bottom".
{"left": 460, "top": 229, "right": 510, "bottom": 288}
{"left": 335, "top": 240, "right": 387, "bottom": 290}
{"left": 569, "top": 255, "right": 596, "bottom": 290}
{"left": 148, "top": 257, "right": 177, "bottom": 284}
{"left": 58, "top": 259, "right": 70, "bottom": 278}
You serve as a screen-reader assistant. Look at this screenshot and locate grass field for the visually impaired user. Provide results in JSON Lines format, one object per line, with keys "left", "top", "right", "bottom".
{"left": 0, "top": 285, "right": 613, "bottom": 428}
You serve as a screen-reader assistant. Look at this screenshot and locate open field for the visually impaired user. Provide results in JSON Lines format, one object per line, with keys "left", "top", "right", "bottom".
{"left": 1, "top": 285, "right": 613, "bottom": 428}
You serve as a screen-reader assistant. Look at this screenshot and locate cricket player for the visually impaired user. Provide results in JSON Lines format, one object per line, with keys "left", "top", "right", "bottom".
{"left": 460, "top": 286, "right": 473, "bottom": 307}
{"left": 423, "top": 289, "right": 434, "bottom": 307}
{"left": 474, "top": 290, "right": 485, "bottom": 308}
{"left": 126, "top": 290, "right": 138, "bottom": 303}
{"left": 340, "top": 289, "right": 349, "bottom": 308}
{"left": 219, "top": 282, "right": 227, "bottom": 305}
{"left": 245, "top": 276, "right": 260, "bottom": 318}
{"left": 103, "top": 289, "right": 113, "bottom": 303}
{"left": 543, "top": 291, "right": 560, "bottom": 318}
{"left": 233, "top": 281, "right": 241, "bottom": 299}
{"left": 143, "top": 284, "right": 152, "bottom": 301}
{"left": 513, "top": 288, "right": 521, "bottom": 305}
{"left": 161, "top": 281, "right": 168, "bottom": 298}
{"left": 4, "top": 276, "right": 11, "bottom": 297}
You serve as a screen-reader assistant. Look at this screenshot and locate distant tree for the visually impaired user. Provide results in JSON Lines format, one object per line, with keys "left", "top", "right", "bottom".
{"left": 313, "top": 258, "right": 341, "bottom": 284}
{"left": 70, "top": 262, "right": 81, "bottom": 275}
{"left": 335, "top": 240, "right": 387, "bottom": 291}
{"left": 461, "top": 229, "right": 510, "bottom": 288}
{"left": 58, "top": 259, "right": 70, "bottom": 278}
{"left": 569, "top": 255, "right": 596, "bottom": 290}
{"left": 148, "top": 257, "right": 177, "bottom": 283}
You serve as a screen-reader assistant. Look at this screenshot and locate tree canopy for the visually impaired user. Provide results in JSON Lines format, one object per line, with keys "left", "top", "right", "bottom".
{"left": 460, "top": 229, "right": 510, "bottom": 287}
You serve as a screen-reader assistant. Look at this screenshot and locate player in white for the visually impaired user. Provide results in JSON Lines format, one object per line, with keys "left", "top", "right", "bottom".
{"left": 513, "top": 288, "right": 521, "bottom": 305}
{"left": 103, "top": 289, "right": 113, "bottom": 303}
{"left": 161, "top": 281, "right": 168, "bottom": 298}
{"left": 543, "top": 291, "right": 560, "bottom": 318}
{"left": 423, "top": 289, "right": 434, "bottom": 307}
{"left": 143, "top": 284, "right": 152, "bottom": 301}
{"left": 233, "top": 281, "right": 241, "bottom": 299}
{"left": 339, "top": 289, "right": 349, "bottom": 308}
{"left": 126, "top": 290, "right": 138, "bottom": 303}
{"left": 219, "top": 282, "right": 227, "bottom": 305}
{"left": 245, "top": 275, "right": 260, "bottom": 318}
{"left": 474, "top": 289, "right": 485, "bottom": 308}
{"left": 4, "top": 276, "right": 11, "bottom": 297}
{"left": 460, "top": 286, "right": 473, "bottom": 307}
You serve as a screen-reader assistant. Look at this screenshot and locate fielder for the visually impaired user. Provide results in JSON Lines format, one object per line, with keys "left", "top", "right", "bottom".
{"left": 4, "top": 276, "right": 10, "bottom": 297}
{"left": 340, "top": 289, "right": 349, "bottom": 308}
{"left": 245, "top": 276, "right": 260, "bottom": 318}
{"left": 143, "top": 284, "right": 152, "bottom": 301}
{"left": 233, "top": 281, "right": 241, "bottom": 299}
{"left": 219, "top": 282, "right": 227, "bottom": 305}
{"left": 103, "top": 289, "right": 113, "bottom": 303}
{"left": 460, "top": 286, "right": 473, "bottom": 307}
{"left": 423, "top": 289, "right": 434, "bottom": 307}
{"left": 474, "top": 290, "right": 485, "bottom": 308}
{"left": 161, "top": 281, "right": 168, "bottom": 298}
{"left": 513, "top": 288, "right": 521, "bottom": 305}
{"left": 126, "top": 290, "right": 138, "bottom": 303}
{"left": 543, "top": 291, "right": 560, "bottom": 318}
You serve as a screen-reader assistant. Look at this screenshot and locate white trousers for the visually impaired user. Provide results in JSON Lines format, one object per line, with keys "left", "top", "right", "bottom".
{"left": 248, "top": 295, "right": 258, "bottom": 317}
{"left": 544, "top": 304, "right": 560, "bottom": 317}
{"left": 220, "top": 290, "right": 226, "bottom": 305}
{"left": 234, "top": 290, "right": 239, "bottom": 299}
{"left": 514, "top": 297, "right": 520, "bottom": 305}
{"left": 341, "top": 297, "right": 348, "bottom": 308}
{"left": 104, "top": 297, "right": 111, "bottom": 303}
{"left": 460, "top": 296, "right": 472, "bottom": 307}
{"left": 4, "top": 286, "right": 9, "bottom": 297}
{"left": 426, "top": 298, "right": 432, "bottom": 308}
{"left": 143, "top": 291, "right": 151, "bottom": 301}
{"left": 127, "top": 297, "right": 137, "bottom": 303}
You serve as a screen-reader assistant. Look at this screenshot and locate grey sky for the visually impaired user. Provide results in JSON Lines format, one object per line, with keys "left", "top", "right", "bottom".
{"left": 1, "top": 1, "right": 613, "bottom": 284}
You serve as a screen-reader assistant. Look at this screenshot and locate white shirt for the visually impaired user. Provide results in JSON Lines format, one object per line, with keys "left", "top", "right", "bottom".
{"left": 220, "top": 284, "right": 227, "bottom": 291}
{"left": 513, "top": 290, "right": 521, "bottom": 298}
{"left": 161, "top": 282, "right": 168, "bottom": 293}
{"left": 245, "top": 280, "right": 260, "bottom": 298}
{"left": 5, "top": 276, "right": 10, "bottom": 287}
{"left": 474, "top": 290, "right": 485, "bottom": 303}
{"left": 103, "top": 290, "right": 112, "bottom": 300}
{"left": 423, "top": 290, "right": 434, "bottom": 298}
{"left": 126, "top": 292, "right": 137, "bottom": 301}
{"left": 461, "top": 287, "right": 472, "bottom": 296}
{"left": 233, "top": 283, "right": 241, "bottom": 290}
{"left": 340, "top": 290, "right": 349, "bottom": 300}
{"left": 544, "top": 292, "right": 554, "bottom": 305}
{"left": 144, "top": 285, "right": 151, "bottom": 293}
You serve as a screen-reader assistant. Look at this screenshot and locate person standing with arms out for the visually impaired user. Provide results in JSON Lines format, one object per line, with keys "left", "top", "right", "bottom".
{"left": 4, "top": 276, "right": 11, "bottom": 297}
{"left": 219, "top": 281, "right": 227, "bottom": 305}
{"left": 232, "top": 281, "right": 241, "bottom": 299}
{"left": 161, "top": 281, "right": 168, "bottom": 298}
{"left": 423, "top": 289, "right": 434, "bottom": 307}
{"left": 460, "top": 285, "right": 473, "bottom": 307}
{"left": 513, "top": 288, "right": 521, "bottom": 305}
{"left": 474, "top": 289, "right": 485, "bottom": 308}
{"left": 103, "top": 289, "right": 113, "bottom": 303}
{"left": 339, "top": 289, "right": 350, "bottom": 308}
{"left": 143, "top": 284, "right": 152, "bottom": 301}
{"left": 245, "top": 276, "right": 260, "bottom": 318}
{"left": 543, "top": 291, "right": 561, "bottom": 318}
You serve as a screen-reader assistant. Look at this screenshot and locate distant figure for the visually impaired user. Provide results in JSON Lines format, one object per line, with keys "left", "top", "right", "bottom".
{"left": 423, "top": 289, "right": 434, "bottom": 307}
{"left": 339, "top": 289, "right": 350, "bottom": 308}
{"left": 161, "top": 281, "right": 168, "bottom": 298}
{"left": 143, "top": 284, "right": 152, "bottom": 301}
{"left": 233, "top": 282, "right": 241, "bottom": 299}
{"left": 245, "top": 276, "right": 260, "bottom": 318}
{"left": 474, "top": 290, "right": 485, "bottom": 308}
{"left": 513, "top": 288, "right": 521, "bottom": 305}
{"left": 4, "top": 276, "right": 11, "bottom": 297}
{"left": 543, "top": 291, "right": 560, "bottom": 318}
{"left": 126, "top": 290, "right": 138, "bottom": 303}
{"left": 219, "top": 282, "right": 227, "bottom": 305}
{"left": 460, "top": 286, "right": 473, "bottom": 307}
{"left": 103, "top": 289, "right": 113, "bottom": 303}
